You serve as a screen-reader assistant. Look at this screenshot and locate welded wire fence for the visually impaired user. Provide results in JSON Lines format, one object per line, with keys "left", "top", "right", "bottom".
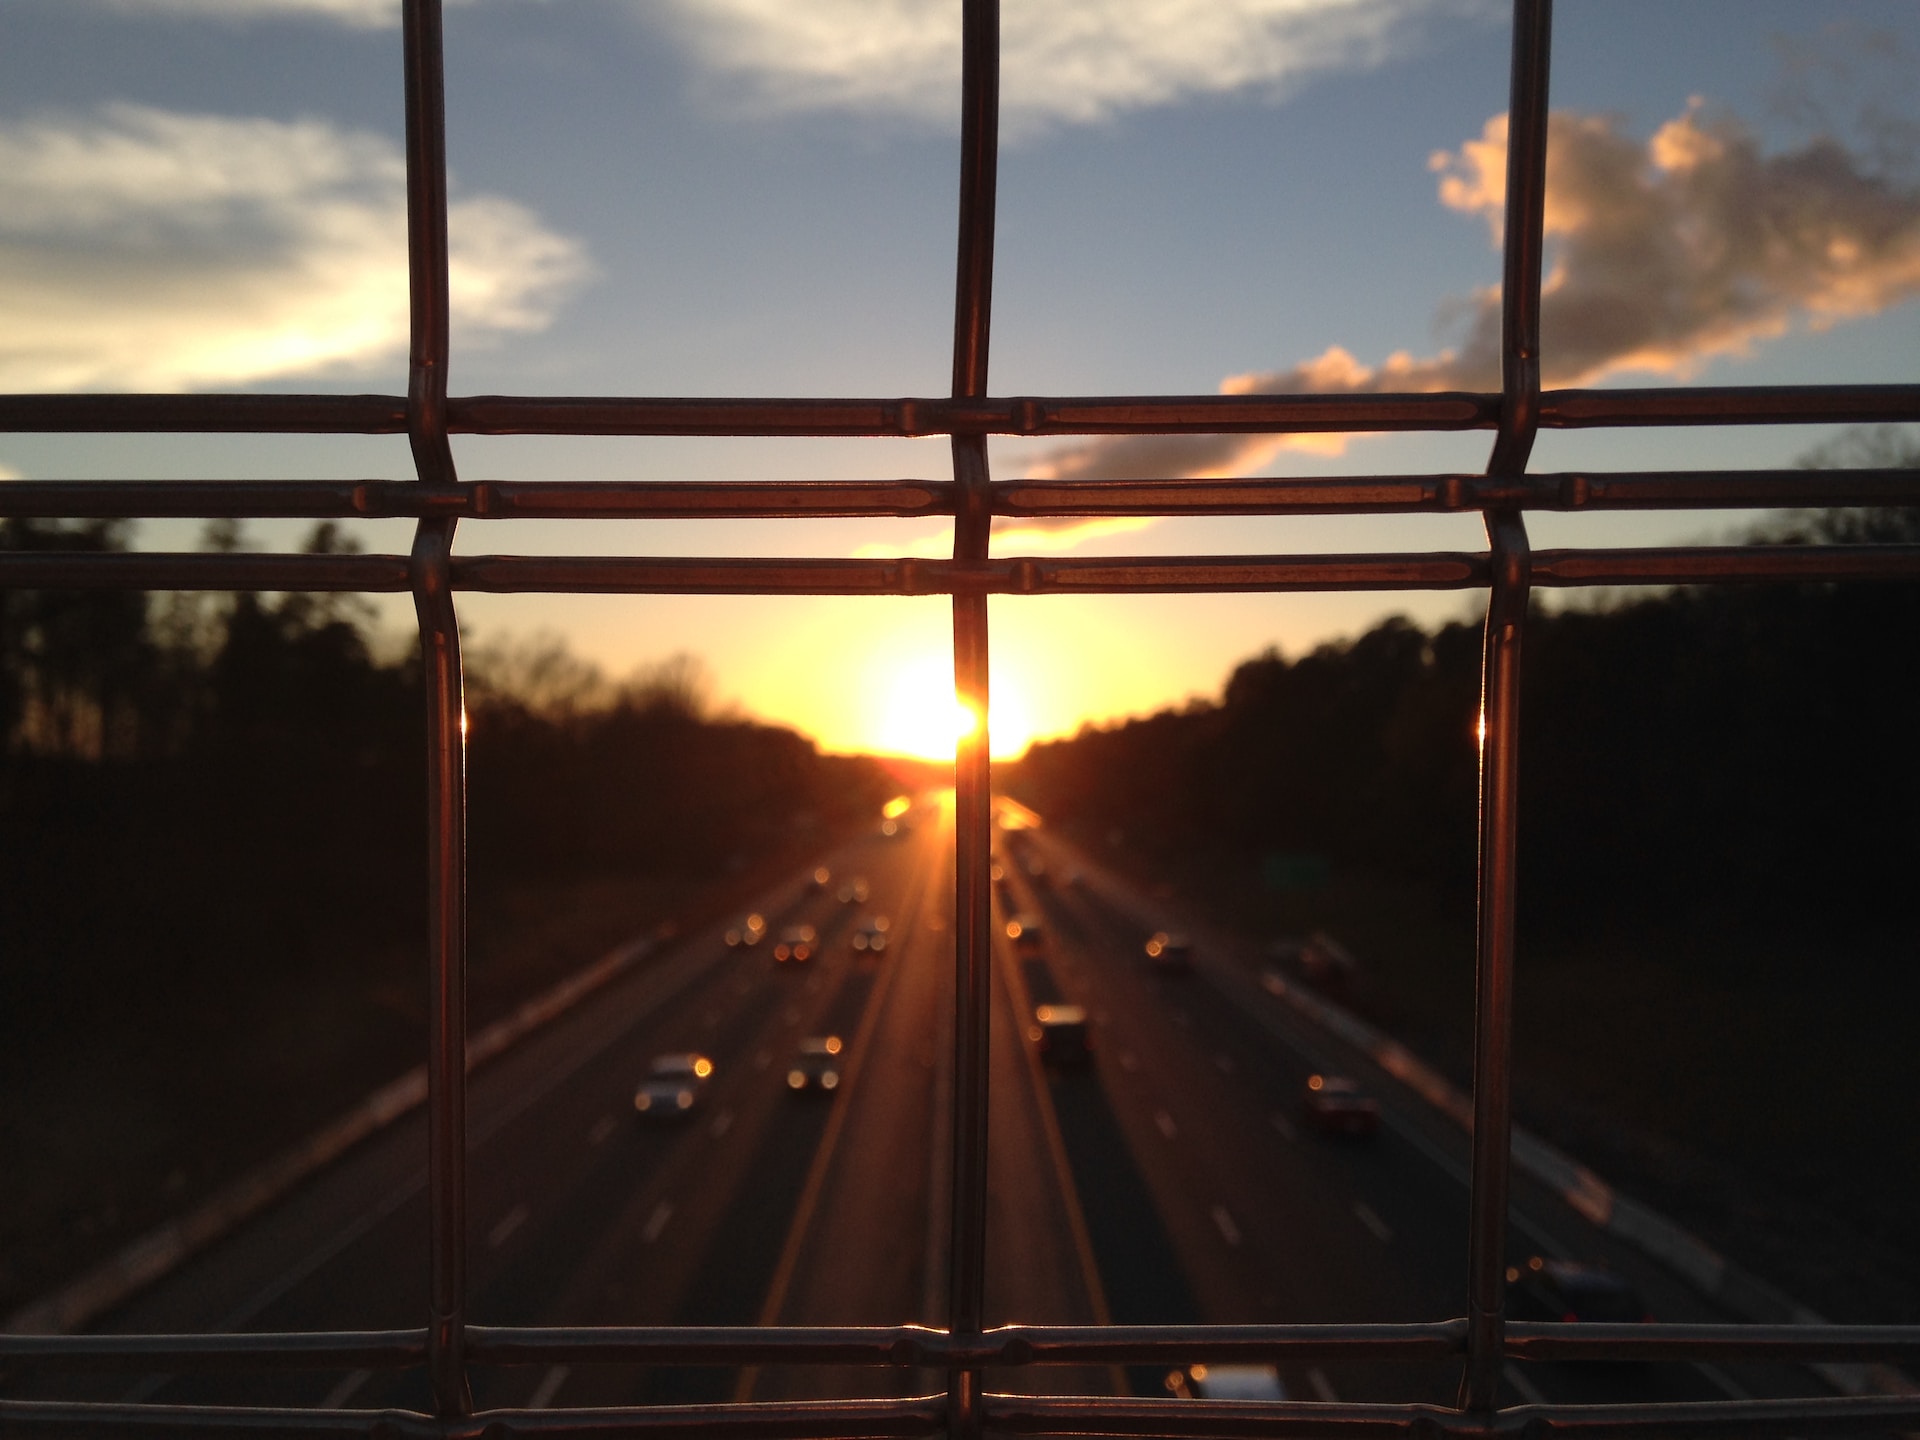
{"left": 3, "top": 0, "right": 1920, "bottom": 1436}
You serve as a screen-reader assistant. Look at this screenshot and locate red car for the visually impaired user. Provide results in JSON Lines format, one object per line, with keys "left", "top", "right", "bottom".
{"left": 1303, "top": 1073, "right": 1380, "bottom": 1136}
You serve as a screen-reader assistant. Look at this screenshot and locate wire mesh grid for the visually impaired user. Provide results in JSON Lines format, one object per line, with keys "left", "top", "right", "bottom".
{"left": 3, "top": 0, "right": 1920, "bottom": 1435}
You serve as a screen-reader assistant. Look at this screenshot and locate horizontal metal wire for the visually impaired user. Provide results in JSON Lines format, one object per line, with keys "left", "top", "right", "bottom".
{"left": 6, "top": 1390, "right": 1920, "bottom": 1440}
{"left": 993, "top": 1392, "right": 1920, "bottom": 1438}
{"left": 12, "top": 1322, "right": 1920, "bottom": 1375}
{"left": 5, "top": 383, "right": 1918, "bottom": 438}
{"left": 1, "top": 547, "right": 1915, "bottom": 595}
{"left": 0, "top": 1395, "right": 944, "bottom": 1440}
{"left": 3, "top": 468, "right": 1918, "bottom": 522}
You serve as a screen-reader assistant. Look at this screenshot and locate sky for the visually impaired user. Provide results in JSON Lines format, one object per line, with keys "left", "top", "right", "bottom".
{"left": 2, "top": 0, "right": 1918, "bottom": 759}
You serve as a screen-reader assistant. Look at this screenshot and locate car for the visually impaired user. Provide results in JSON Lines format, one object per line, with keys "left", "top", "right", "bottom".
{"left": 1302, "top": 1073, "right": 1380, "bottom": 1136}
{"left": 724, "top": 912, "right": 767, "bottom": 948}
{"left": 787, "top": 1035, "right": 844, "bottom": 1093}
{"left": 1029, "top": 1004, "right": 1090, "bottom": 1067}
{"left": 1006, "top": 913, "right": 1047, "bottom": 957}
{"left": 836, "top": 876, "right": 870, "bottom": 904}
{"left": 850, "top": 916, "right": 890, "bottom": 953}
{"left": 1144, "top": 931, "right": 1194, "bottom": 973}
{"left": 773, "top": 924, "right": 817, "bottom": 963}
{"left": 1505, "top": 1256, "right": 1651, "bottom": 1324}
{"left": 633, "top": 1052, "right": 715, "bottom": 1118}
{"left": 1164, "top": 1363, "right": 1288, "bottom": 1401}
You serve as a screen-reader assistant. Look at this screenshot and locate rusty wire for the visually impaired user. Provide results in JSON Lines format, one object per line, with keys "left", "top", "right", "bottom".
{"left": 3, "top": 0, "right": 1919, "bottom": 1435}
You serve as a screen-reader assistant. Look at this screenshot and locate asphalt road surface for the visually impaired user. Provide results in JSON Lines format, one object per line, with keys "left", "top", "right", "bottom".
{"left": 13, "top": 795, "right": 1838, "bottom": 1415}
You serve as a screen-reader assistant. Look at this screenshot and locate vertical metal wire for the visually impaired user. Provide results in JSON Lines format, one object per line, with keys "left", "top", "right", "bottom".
{"left": 947, "top": 2, "right": 999, "bottom": 1436}
{"left": 402, "top": 0, "right": 471, "bottom": 1417}
{"left": 1486, "top": 0, "right": 1552, "bottom": 482}
{"left": 1459, "top": 0, "right": 1550, "bottom": 1413}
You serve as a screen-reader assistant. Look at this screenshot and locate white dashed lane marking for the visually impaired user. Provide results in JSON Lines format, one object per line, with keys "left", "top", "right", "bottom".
{"left": 1154, "top": 1109, "right": 1177, "bottom": 1140}
{"left": 710, "top": 1108, "right": 734, "bottom": 1138}
{"left": 1210, "top": 1205, "right": 1242, "bottom": 1247}
{"left": 320, "top": 1370, "right": 370, "bottom": 1409}
{"left": 1504, "top": 1365, "right": 1547, "bottom": 1406}
{"left": 1270, "top": 1111, "right": 1297, "bottom": 1142}
{"left": 587, "top": 1115, "right": 617, "bottom": 1146}
{"left": 643, "top": 1201, "right": 674, "bottom": 1244}
{"left": 1353, "top": 1201, "right": 1393, "bottom": 1243}
{"left": 487, "top": 1203, "right": 530, "bottom": 1249}
{"left": 528, "top": 1365, "right": 570, "bottom": 1410}
{"left": 1306, "top": 1368, "right": 1339, "bottom": 1402}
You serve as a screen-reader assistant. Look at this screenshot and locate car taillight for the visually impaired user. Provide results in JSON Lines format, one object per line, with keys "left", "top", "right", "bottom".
{"left": 1562, "top": 1311, "right": 1579, "bottom": 1323}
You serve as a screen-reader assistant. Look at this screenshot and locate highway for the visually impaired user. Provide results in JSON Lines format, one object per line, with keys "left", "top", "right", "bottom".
{"left": 16, "top": 794, "right": 1837, "bottom": 1416}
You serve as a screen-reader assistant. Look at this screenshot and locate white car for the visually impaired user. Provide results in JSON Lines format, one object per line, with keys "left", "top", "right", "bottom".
{"left": 1165, "top": 1363, "right": 1287, "bottom": 1401}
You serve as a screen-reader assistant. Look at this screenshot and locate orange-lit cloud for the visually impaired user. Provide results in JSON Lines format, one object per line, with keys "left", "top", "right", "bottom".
{"left": 851, "top": 515, "right": 1159, "bottom": 560}
{"left": 1029, "top": 102, "right": 1920, "bottom": 484}
{"left": 0, "top": 105, "right": 587, "bottom": 391}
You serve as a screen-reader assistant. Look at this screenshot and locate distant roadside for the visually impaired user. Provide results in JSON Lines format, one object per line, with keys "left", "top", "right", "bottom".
{"left": 0, "top": 523, "right": 894, "bottom": 1319}
{"left": 1005, "top": 429, "right": 1920, "bottom": 1325}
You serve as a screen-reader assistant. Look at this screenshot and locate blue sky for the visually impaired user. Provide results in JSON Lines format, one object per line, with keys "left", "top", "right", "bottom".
{"left": 3, "top": 0, "right": 1917, "bottom": 754}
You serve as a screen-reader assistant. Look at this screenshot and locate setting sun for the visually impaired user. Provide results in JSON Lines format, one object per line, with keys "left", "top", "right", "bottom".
{"left": 871, "top": 652, "right": 1033, "bottom": 762}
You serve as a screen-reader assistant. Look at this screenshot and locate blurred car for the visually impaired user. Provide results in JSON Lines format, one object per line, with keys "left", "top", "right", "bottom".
{"left": 773, "top": 924, "right": 817, "bottom": 963}
{"left": 1302, "top": 1073, "right": 1380, "bottom": 1136}
{"left": 851, "top": 916, "right": 890, "bottom": 953}
{"left": 787, "top": 1035, "right": 844, "bottom": 1093}
{"left": 724, "top": 912, "right": 767, "bottom": 948}
{"left": 1297, "top": 930, "right": 1360, "bottom": 1001}
{"left": 836, "top": 876, "right": 870, "bottom": 905}
{"left": 1144, "top": 931, "right": 1194, "bottom": 973}
{"left": 1006, "top": 914, "right": 1047, "bottom": 957}
{"left": 807, "top": 865, "right": 832, "bottom": 890}
{"left": 1164, "top": 1363, "right": 1287, "bottom": 1401}
{"left": 1029, "top": 1004, "right": 1090, "bottom": 1067}
{"left": 633, "top": 1052, "right": 715, "bottom": 1119}
{"left": 1506, "top": 1256, "right": 1651, "bottom": 1324}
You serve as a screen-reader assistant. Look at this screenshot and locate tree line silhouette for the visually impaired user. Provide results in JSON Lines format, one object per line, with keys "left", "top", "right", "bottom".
{"left": 0, "top": 521, "right": 890, "bottom": 1058}
{"left": 1012, "top": 433, "right": 1920, "bottom": 960}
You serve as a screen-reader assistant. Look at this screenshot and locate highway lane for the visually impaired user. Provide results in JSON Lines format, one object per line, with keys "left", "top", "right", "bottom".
{"left": 11, "top": 798, "right": 1847, "bottom": 1418}
{"left": 19, "top": 807, "right": 977, "bottom": 1413}
{"left": 1003, "top": 824, "right": 1839, "bottom": 1411}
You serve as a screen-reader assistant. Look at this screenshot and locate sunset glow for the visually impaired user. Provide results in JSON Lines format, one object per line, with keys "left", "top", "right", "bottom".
{"left": 870, "top": 652, "right": 1035, "bottom": 762}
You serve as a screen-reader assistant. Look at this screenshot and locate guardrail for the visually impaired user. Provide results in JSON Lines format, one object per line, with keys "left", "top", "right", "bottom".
{"left": 4, "top": 0, "right": 1918, "bottom": 1435}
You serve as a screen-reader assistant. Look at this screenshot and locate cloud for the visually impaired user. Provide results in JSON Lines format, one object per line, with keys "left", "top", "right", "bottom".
{"left": 1032, "top": 102, "right": 1920, "bottom": 484}
{"left": 91, "top": 0, "right": 469, "bottom": 26}
{"left": 655, "top": 0, "right": 1496, "bottom": 134}
{"left": 0, "top": 104, "right": 588, "bottom": 391}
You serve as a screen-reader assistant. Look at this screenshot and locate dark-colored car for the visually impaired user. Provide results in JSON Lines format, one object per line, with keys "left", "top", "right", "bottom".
{"left": 1145, "top": 931, "right": 1193, "bottom": 973}
{"left": 1006, "top": 914, "right": 1047, "bottom": 958}
{"left": 1029, "top": 1005, "right": 1090, "bottom": 1067}
{"left": 1302, "top": 1073, "right": 1380, "bottom": 1136}
{"left": 787, "top": 1036, "right": 845, "bottom": 1093}
{"left": 724, "top": 912, "right": 766, "bottom": 948}
{"left": 773, "top": 925, "right": 817, "bottom": 963}
{"left": 1506, "top": 1256, "right": 1651, "bottom": 1324}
